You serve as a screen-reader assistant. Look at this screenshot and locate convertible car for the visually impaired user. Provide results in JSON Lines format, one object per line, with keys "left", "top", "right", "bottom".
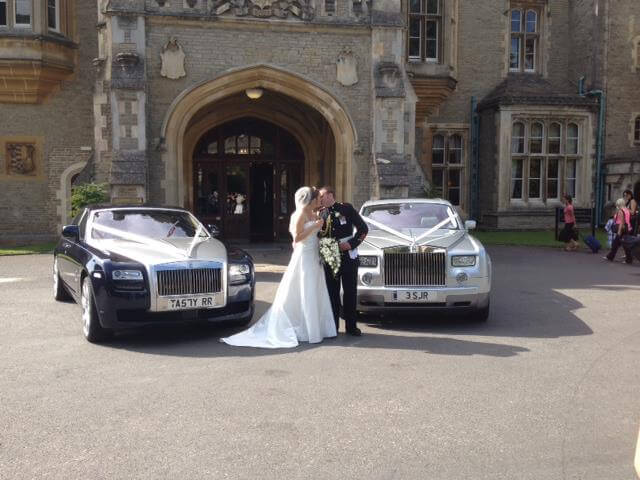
{"left": 356, "top": 199, "right": 491, "bottom": 321}
{"left": 53, "top": 205, "right": 255, "bottom": 342}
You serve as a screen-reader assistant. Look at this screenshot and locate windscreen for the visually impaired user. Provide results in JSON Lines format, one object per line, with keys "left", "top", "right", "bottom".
{"left": 91, "top": 210, "right": 207, "bottom": 239}
{"left": 361, "top": 203, "right": 459, "bottom": 230}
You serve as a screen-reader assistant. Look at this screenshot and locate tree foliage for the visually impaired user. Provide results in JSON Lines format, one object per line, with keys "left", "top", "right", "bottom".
{"left": 71, "top": 183, "right": 109, "bottom": 218}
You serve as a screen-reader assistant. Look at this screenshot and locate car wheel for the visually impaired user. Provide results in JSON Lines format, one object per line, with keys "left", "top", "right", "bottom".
{"left": 472, "top": 300, "right": 490, "bottom": 322}
{"left": 53, "top": 257, "right": 71, "bottom": 302}
{"left": 81, "top": 276, "right": 111, "bottom": 343}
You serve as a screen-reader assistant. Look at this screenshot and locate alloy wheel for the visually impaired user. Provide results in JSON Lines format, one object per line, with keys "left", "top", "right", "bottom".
{"left": 53, "top": 259, "right": 59, "bottom": 298}
{"left": 81, "top": 279, "right": 91, "bottom": 337}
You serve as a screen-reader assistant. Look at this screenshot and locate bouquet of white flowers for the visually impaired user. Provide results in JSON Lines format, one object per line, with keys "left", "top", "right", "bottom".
{"left": 319, "top": 237, "right": 341, "bottom": 277}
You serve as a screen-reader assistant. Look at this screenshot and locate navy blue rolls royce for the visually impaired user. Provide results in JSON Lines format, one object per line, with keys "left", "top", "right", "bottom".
{"left": 53, "top": 205, "right": 255, "bottom": 342}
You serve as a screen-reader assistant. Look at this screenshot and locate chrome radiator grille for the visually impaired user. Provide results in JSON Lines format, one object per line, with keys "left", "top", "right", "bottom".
{"left": 156, "top": 268, "right": 222, "bottom": 296}
{"left": 384, "top": 251, "right": 446, "bottom": 286}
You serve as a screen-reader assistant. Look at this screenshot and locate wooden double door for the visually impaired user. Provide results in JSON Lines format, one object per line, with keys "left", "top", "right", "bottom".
{"left": 194, "top": 160, "right": 303, "bottom": 242}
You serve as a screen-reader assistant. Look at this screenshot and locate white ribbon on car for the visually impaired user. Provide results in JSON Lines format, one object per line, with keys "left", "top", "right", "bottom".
{"left": 186, "top": 224, "right": 207, "bottom": 258}
{"left": 90, "top": 223, "right": 207, "bottom": 259}
{"left": 362, "top": 209, "right": 459, "bottom": 249}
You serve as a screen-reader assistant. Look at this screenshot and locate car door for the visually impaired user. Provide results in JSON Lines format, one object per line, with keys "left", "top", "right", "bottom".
{"left": 59, "top": 210, "right": 88, "bottom": 295}
{"left": 56, "top": 211, "right": 82, "bottom": 294}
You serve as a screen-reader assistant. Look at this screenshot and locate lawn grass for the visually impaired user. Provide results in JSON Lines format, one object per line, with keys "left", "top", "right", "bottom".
{"left": 0, "top": 230, "right": 610, "bottom": 255}
{"left": 0, "top": 242, "right": 56, "bottom": 256}
{"left": 473, "top": 229, "right": 608, "bottom": 248}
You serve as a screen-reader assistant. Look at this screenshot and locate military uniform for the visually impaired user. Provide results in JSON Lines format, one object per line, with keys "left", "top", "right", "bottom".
{"left": 321, "top": 202, "right": 368, "bottom": 333}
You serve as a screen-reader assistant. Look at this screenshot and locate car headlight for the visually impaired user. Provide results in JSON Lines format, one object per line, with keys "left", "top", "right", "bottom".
{"left": 229, "top": 263, "right": 252, "bottom": 285}
{"left": 451, "top": 255, "right": 477, "bottom": 267}
{"left": 112, "top": 269, "right": 144, "bottom": 280}
{"left": 359, "top": 255, "right": 378, "bottom": 268}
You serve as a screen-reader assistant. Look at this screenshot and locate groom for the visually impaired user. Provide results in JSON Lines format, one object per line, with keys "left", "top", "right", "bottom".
{"left": 318, "top": 186, "right": 368, "bottom": 336}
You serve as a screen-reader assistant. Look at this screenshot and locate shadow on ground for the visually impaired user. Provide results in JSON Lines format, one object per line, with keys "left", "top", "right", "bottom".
{"left": 105, "top": 245, "right": 640, "bottom": 358}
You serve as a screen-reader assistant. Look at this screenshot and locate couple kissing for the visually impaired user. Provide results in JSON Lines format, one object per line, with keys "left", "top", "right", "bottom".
{"left": 222, "top": 186, "right": 368, "bottom": 349}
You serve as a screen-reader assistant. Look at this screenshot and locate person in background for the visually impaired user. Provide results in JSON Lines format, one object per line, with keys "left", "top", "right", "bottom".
{"left": 604, "top": 198, "right": 633, "bottom": 264}
{"left": 604, "top": 213, "right": 616, "bottom": 249}
{"left": 623, "top": 189, "right": 638, "bottom": 235}
{"left": 559, "top": 194, "right": 579, "bottom": 251}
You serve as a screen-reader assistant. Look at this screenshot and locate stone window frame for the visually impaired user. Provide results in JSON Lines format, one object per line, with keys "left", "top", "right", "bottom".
{"left": 14, "top": 0, "right": 31, "bottom": 28}
{"left": 509, "top": 118, "right": 582, "bottom": 205}
{"left": 428, "top": 126, "right": 468, "bottom": 209}
{"left": 407, "top": 0, "right": 443, "bottom": 63}
{"left": 632, "top": 36, "right": 640, "bottom": 73}
{"left": 0, "top": 0, "right": 7, "bottom": 27}
{"left": 506, "top": 0, "right": 547, "bottom": 75}
{"left": 632, "top": 114, "right": 640, "bottom": 146}
{"left": 0, "top": 0, "right": 70, "bottom": 36}
{"left": 47, "top": 0, "right": 59, "bottom": 32}
{"left": 323, "top": 0, "right": 336, "bottom": 16}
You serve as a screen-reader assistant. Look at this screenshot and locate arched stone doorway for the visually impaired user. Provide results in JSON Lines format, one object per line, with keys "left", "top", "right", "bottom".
{"left": 192, "top": 117, "right": 308, "bottom": 241}
{"left": 160, "top": 64, "right": 357, "bottom": 217}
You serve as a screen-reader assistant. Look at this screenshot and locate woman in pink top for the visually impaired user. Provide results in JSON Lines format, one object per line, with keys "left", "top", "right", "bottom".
{"left": 560, "top": 194, "right": 579, "bottom": 251}
{"left": 605, "top": 198, "right": 633, "bottom": 264}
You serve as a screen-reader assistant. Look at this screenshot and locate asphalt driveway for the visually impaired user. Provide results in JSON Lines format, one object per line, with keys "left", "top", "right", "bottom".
{"left": 0, "top": 246, "right": 639, "bottom": 479}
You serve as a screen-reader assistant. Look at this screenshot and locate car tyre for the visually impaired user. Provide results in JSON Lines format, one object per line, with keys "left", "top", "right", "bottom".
{"left": 53, "top": 257, "right": 71, "bottom": 302}
{"left": 472, "top": 300, "right": 490, "bottom": 322}
{"left": 81, "top": 276, "right": 111, "bottom": 343}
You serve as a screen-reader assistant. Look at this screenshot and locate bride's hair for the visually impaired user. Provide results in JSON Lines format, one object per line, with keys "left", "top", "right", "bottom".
{"left": 289, "top": 187, "right": 318, "bottom": 237}
{"left": 294, "top": 186, "right": 317, "bottom": 211}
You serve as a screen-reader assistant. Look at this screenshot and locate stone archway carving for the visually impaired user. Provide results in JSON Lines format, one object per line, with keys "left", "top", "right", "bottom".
{"left": 160, "top": 64, "right": 357, "bottom": 206}
{"left": 56, "top": 161, "right": 88, "bottom": 230}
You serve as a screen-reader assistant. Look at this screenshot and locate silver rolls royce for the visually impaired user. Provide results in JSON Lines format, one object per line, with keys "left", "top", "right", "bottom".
{"left": 53, "top": 206, "right": 255, "bottom": 342}
{"left": 356, "top": 199, "right": 491, "bottom": 321}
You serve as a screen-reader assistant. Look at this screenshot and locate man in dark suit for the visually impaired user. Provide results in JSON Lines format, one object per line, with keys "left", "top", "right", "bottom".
{"left": 318, "top": 186, "right": 368, "bottom": 336}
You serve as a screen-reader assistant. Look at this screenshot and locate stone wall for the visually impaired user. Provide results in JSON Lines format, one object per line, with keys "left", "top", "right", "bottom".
{"left": 569, "top": 0, "right": 601, "bottom": 89}
{"left": 145, "top": 18, "right": 374, "bottom": 206}
{"left": 602, "top": 1, "right": 640, "bottom": 200}
{"left": 434, "top": 0, "right": 576, "bottom": 125}
{"left": 0, "top": 1, "right": 98, "bottom": 245}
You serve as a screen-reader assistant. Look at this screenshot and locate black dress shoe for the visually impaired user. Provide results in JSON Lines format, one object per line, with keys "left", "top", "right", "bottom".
{"left": 346, "top": 327, "right": 362, "bottom": 336}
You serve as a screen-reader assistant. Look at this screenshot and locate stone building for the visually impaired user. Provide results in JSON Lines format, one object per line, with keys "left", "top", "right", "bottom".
{"left": 0, "top": 0, "right": 637, "bottom": 244}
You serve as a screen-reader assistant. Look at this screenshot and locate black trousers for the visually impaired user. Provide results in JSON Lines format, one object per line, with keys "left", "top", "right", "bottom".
{"left": 324, "top": 254, "right": 358, "bottom": 332}
{"left": 606, "top": 234, "right": 633, "bottom": 263}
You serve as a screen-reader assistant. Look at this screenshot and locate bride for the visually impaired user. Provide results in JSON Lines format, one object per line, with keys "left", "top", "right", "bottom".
{"left": 221, "top": 186, "right": 337, "bottom": 348}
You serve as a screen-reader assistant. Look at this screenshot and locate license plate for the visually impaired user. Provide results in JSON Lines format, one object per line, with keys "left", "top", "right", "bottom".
{"left": 167, "top": 296, "right": 217, "bottom": 310}
{"left": 394, "top": 290, "right": 437, "bottom": 303}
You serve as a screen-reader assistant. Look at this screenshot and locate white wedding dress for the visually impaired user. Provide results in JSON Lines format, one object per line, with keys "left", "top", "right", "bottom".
{"left": 221, "top": 220, "right": 337, "bottom": 348}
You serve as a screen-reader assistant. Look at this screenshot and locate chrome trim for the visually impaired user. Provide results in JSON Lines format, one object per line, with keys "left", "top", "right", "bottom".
{"left": 149, "top": 260, "right": 227, "bottom": 312}
{"left": 156, "top": 262, "right": 223, "bottom": 296}
{"left": 383, "top": 248, "right": 446, "bottom": 287}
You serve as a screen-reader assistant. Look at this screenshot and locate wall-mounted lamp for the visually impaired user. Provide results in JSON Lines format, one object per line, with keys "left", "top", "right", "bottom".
{"left": 245, "top": 88, "right": 263, "bottom": 100}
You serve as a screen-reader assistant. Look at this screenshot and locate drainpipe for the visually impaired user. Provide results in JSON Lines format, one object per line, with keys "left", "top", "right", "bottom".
{"left": 470, "top": 96, "right": 480, "bottom": 220}
{"left": 581, "top": 82, "right": 606, "bottom": 226}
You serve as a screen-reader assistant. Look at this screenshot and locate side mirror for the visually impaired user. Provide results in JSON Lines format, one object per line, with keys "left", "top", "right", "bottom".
{"left": 62, "top": 225, "right": 80, "bottom": 241}
{"left": 464, "top": 220, "right": 477, "bottom": 231}
{"left": 207, "top": 224, "right": 221, "bottom": 238}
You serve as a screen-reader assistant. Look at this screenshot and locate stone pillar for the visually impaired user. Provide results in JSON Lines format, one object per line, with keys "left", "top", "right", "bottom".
{"left": 370, "top": 3, "right": 421, "bottom": 199}
{"left": 94, "top": 1, "right": 148, "bottom": 205}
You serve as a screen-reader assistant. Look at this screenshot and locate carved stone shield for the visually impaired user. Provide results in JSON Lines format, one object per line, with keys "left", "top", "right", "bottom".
{"left": 337, "top": 50, "right": 358, "bottom": 87}
{"left": 6, "top": 143, "right": 36, "bottom": 175}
